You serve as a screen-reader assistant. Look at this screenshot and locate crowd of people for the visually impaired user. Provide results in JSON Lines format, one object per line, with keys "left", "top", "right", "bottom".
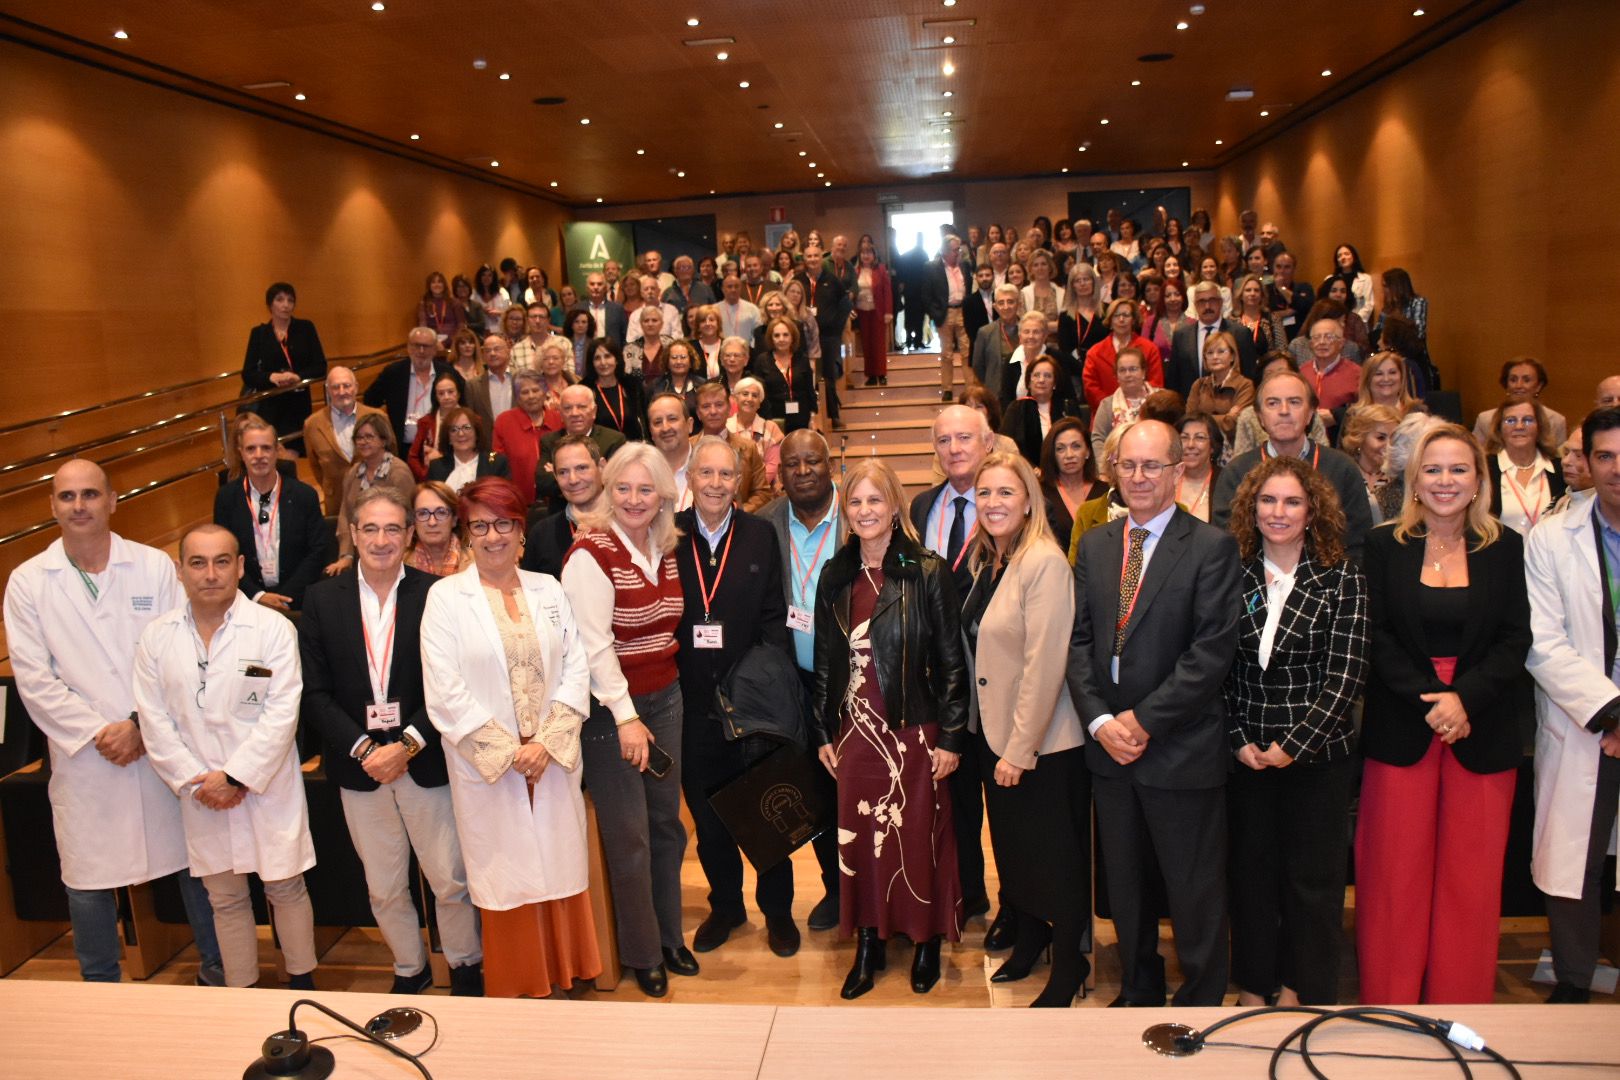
{"left": 7, "top": 207, "right": 1616, "bottom": 1013}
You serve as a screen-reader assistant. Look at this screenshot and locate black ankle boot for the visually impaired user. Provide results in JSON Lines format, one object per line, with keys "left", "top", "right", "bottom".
{"left": 990, "top": 915, "right": 1052, "bottom": 983}
{"left": 910, "top": 937, "right": 942, "bottom": 993}
{"left": 840, "top": 927, "right": 886, "bottom": 1000}
{"left": 1030, "top": 948, "right": 1091, "bottom": 1007}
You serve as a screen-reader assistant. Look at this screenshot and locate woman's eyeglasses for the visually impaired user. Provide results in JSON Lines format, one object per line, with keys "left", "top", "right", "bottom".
{"left": 467, "top": 519, "right": 519, "bottom": 536}
{"left": 415, "top": 507, "right": 452, "bottom": 523}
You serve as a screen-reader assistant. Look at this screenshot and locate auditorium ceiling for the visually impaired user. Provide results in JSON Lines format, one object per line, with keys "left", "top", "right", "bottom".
{"left": 1, "top": 0, "right": 1503, "bottom": 205}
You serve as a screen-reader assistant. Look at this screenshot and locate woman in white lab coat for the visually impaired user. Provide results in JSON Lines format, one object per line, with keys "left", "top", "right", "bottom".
{"left": 1524, "top": 474, "right": 1620, "bottom": 999}
{"left": 420, "top": 476, "right": 598, "bottom": 998}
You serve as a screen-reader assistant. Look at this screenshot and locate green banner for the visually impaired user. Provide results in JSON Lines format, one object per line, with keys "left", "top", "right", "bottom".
{"left": 562, "top": 221, "right": 636, "bottom": 287}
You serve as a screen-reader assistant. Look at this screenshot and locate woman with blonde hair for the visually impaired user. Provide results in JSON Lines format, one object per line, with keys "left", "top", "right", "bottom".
{"left": 1341, "top": 404, "right": 1402, "bottom": 525}
{"left": 812, "top": 458, "right": 968, "bottom": 999}
{"left": 1351, "top": 351, "right": 1422, "bottom": 420}
{"left": 559, "top": 443, "right": 694, "bottom": 997}
{"left": 962, "top": 452, "right": 1090, "bottom": 1006}
{"left": 449, "top": 327, "right": 483, "bottom": 383}
{"left": 1357, "top": 423, "right": 1532, "bottom": 1004}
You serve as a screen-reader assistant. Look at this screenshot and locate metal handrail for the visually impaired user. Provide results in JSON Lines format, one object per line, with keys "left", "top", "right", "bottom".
{"left": 0, "top": 420, "right": 219, "bottom": 502}
{"left": 0, "top": 347, "right": 404, "bottom": 481}
{"left": 0, "top": 341, "right": 404, "bottom": 439}
{"left": 0, "top": 458, "right": 226, "bottom": 548}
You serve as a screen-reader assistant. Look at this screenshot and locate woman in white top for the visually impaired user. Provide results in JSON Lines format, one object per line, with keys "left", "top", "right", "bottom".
{"left": 1196, "top": 254, "right": 1233, "bottom": 319}
{"left": 1332, "top": 244, "right": 1376, "bottom": 323}
{"left": 1088, "top": 346, "right": 1157, "bottom": 464}
{"left": 690, "top": 305, "right": 725, "bottom": 379}
{"left": 427, "top": 407, "right": 510, "bottom": 493}
{"left": 1110, "top": 219, "right": 1144, "bottom": 271}
{"left": 1021, "top": 249, "right": 1062, "bottom": 334}
{"left": 420, "top": 475, "right": 598, "bottom": 998}
{"left": 1486, "top": 398, "right": 1564, "bottom": 535}
{"left": 726, "top": 376, "right": 785, "bottom": 487}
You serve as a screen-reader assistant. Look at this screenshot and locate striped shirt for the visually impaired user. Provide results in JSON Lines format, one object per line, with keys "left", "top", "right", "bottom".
{"left": 562, "top": 525, "right": 682, "bottom": 718}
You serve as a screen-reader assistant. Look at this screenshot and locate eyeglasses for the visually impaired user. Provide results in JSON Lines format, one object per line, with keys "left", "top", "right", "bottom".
{"left": 1502, "top": 416, "right": 1537, "bottom": 428}
{"left": 467, "top": 519, "right": 519, "bottom": 536}
{"left": 358, "top": 524, "right": 407, "bottom": 538}
{"left": 446, "top": 424, "right": 475, "bottom": 435}
{"left": 1115, "top": 460, "right": 1172, "bottom": 478}
{"left": 1181, "top": 432, "right": 1211, "bottom": 444}
{"left": 415, "top": 507, "right": 452, "bottom": 522}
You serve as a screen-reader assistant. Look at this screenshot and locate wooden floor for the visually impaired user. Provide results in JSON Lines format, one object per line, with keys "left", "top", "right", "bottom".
{"left": 4, "top": 816, "right": 1606, "bottom": 1009}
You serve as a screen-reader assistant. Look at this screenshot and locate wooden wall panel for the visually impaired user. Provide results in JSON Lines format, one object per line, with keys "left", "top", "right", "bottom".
{"left": 1213, "top": 0, "right": 1620, "bottom": 428}
{"left": 0, "top": 40, "right": 569, "bottom": 430}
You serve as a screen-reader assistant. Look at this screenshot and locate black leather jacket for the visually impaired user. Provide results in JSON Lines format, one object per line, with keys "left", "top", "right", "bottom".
{"left": 811, "top": 529, "right": 970, "bottom": 753}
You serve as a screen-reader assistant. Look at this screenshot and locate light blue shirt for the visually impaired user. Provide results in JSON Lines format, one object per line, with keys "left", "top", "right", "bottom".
{"left": 695, "top": 508, "right": 734, "bottom": 552}
{"left": 1600, "top": 514, "right": 1620, "bottom": 686}
{"left": 787, "top": 495, "right": 840, "bottom": 672}
{"left": 1094, "top": 501, "right": 1178, "bottom": 735}
{"left": 923, "top": 481, "right": 978, "bottom": 561}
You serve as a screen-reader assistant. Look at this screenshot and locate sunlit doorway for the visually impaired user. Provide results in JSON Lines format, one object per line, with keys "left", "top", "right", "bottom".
{"left": 886, "top": 202, "right": 955, "bottom": 352}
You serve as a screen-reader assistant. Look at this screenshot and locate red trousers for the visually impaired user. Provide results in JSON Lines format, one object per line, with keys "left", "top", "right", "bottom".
{"left": 857, "top": 311, "right": 888, "bottom": 378}
{"left": 1354, "top": 736, "right": 1515, "bottom": 1004}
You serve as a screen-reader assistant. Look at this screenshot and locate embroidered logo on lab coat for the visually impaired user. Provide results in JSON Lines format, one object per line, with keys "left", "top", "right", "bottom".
{"left": 131, "top": 596, "right": 155, "bottom": 611}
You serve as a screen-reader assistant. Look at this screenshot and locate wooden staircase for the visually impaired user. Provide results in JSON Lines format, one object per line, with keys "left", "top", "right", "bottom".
{"left": 828, "top": 349, "right": 960, "bottom": 498}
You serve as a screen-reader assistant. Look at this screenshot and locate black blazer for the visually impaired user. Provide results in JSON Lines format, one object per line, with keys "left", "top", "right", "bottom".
{"left": 1167, "top": 319, "right": 1259, "bottom": 397}
{"left": 426, "top": 451, "right": 510, "bottom": 485}
{"left": 1361, "top": 524, "right": 1533, "bottom": 774}
{"left": 213, "top": 474, "right": 333, "bottom": 609}
{"left": 362, "top": 359, "right": 467, "bottom": 453}
{"left": 923, "top": 258, "right": 965, "bottom": 326}
{"left": 1057, "top": 309, "right": 1108, "bottom": 377}
{"left": 907, "top": 480, "right": 976, "bottom": 600}
{"left": 1065, "top": 507, "right": 1243, "bottom": 789}
{"left": 673, "top": 510, "right": 790, "bottom": 720}
{"left": 296, "top": 566, "right": 448, "bottom": 791}
{"left": 589, "top": 379, "right": 647, "bottom": 442}
{"left": 1001, "top": 393, "right": 1081, "bottom": 466}
{"left": 793, "top": 268, "right": 852, "bottom": 337}
{"left": 752, "top": 352, "right": 818, "bottom": 433}
{"left": 1486, "top": 456, "right": 1565, "bottom": 521}
{"left": 521, "top": 509, "right": 578, "bottom": 580}
{"left": 963, "top": 289, "right": 996, "bottom": 343}
{"left": 242, "top": 318, "right": 326, "bottom": 438}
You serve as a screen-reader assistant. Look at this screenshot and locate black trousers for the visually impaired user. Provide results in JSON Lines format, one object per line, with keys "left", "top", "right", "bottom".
{"left": 798, "top": 667, "right": 844, "bottom": 897}
{"left": 1227, "top": 754, "right": 1355, "bottom": 1003}
{"left": 1546, "top": 751, "right": 1620, "bottom": 988}
{"left": 950, "top": 734, "right": 989, "bottom": 910}
{"left": 816, "top": 322, "right": 842, "bottom": 420}
{"left": 903, "top": 300, "right": 927, "bottom": 347}
{"left": 680, "top": 707, "right": 795, "bottom": 920}
{"left": 1093, "top": 774, "right": 1229, "bottom": 1006}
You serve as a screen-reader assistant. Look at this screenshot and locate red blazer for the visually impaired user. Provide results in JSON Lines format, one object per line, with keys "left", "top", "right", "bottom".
{"left": 1083, "top": 334, "right": 1165, "bottom": 414}
{"left": 406, "top": 411, "right": 441, "bottom": 481}
{"left": 858, "top": 264, "right": 893, "bottom": 322}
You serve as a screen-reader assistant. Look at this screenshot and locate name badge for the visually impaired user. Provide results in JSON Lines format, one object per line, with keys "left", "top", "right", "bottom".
{"left": 693, "top": 623, "right": 725, "bottom": 650}
{"left": 1282, "top": 313, "right": 1296, "bottom": 326}
{"left": 366, "top": 701, "right": 402, "bottom": 732}
{"left": 786, "top": 606, "right": 814, "bottom": 633}
{"left": 785, "top": 401, "right": 801, "bottom": 415}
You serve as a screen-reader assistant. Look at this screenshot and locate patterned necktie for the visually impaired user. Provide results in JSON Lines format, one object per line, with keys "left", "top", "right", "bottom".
{"left": 1114, "top": 527, "right": 1149, "bottom": 656}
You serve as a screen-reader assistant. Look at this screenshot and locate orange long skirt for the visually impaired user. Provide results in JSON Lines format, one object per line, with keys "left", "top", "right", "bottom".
{"left": 479, "top": 891, "right": 602, "bottom": 998}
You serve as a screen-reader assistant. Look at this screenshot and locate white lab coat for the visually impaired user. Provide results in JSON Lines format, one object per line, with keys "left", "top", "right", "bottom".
{"left": 420, "top": 565, "right": 591, "bottom": 911}
{"left": 132, "top": 592, "right": 314, "bottom": 881}
{"left": 1524, "top": 498, "right": 1620, "bottom": 899}
{"left": 2, "top": 535, "right": 190, "bottom": 890}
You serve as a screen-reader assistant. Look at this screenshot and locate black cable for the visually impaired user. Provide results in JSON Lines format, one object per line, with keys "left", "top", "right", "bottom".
{"left": 285, "top": 998, "right": 436, "bottom": 1079}
{"left": 1202, "top": 1040, "right": 1620, "bottom": 1069}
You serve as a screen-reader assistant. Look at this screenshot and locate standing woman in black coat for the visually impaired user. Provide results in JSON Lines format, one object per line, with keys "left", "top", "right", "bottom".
{"left": 1356, "top": 423, "right": 1532, "bottom": 1005}
{"left": 812, "top": 459, "right": 968, "bottom": 1000}
{"left": 242, "top": 281, "right": 327, "bottom": 455}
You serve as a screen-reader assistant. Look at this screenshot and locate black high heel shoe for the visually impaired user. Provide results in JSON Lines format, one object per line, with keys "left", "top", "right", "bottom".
{"left": 840, "top": 927, "right": 886, "bottom": 1000}
{"left": 910, "top": 937, "right": 942, "bottom": 993}
{"left": 1029, "top": 950, "right": 1091, "bottom": 1008}
{"left": 990, "top": 917, "right": 1052, "bottom": 983}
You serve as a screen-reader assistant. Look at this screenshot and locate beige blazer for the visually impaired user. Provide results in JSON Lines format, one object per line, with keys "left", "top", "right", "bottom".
{"left": 302, "top": 403, "right": 386, "bottom": 512}
{"left": 971, "top": 538, "right": 1083, "bottom": 770}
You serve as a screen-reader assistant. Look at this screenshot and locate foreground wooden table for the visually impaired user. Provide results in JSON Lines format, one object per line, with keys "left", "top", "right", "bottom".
{"left": 1, "top": 982, "right": 1613, "bottom": 1078}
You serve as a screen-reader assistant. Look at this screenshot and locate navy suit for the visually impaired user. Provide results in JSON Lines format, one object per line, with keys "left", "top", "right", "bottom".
{"left": 212, "top": 474, "right": 333, "bottom": 609}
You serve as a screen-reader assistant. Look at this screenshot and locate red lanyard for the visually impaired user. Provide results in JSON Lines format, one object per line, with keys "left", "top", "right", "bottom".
{"left": 745, "top": 281, "right": 766, "bottom": 306}
{"left": 244, "top": 476, "right": 280, "bottom": 549}
{"left": 789, "top": 510, "right": 836, "bottom": 607}
{"left": 1263, "top": 442, "right": 1320, "bottom": 469}
{"left": 275, "top": 331, "right": 294, "bottom": 370}
{"left": 777, "top": 356, "right": 793, "bottom": 399}
{"left": 1505, "top": 464, "right": 1546, "bottom": 527}
{"left": 690, "top": 525, "right": 735, "bottom": 622}
{"left": 600, "top": 383, "right": 626, "bottom": 430}
{"left": 1001, "top": 323, "right": 1015, "bottom": 351}
{"left": 360, "top": 591, "right": 397, "bottom": 703}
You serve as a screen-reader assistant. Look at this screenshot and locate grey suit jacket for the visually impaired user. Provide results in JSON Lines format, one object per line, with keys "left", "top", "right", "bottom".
{"left": 1065, "top": 507, "right": 1241, "bottom": 789}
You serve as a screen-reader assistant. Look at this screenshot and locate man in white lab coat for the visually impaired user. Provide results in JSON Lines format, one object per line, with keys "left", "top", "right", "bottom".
{"left": 1525, "top": 407, "right": 1620, "bottom": 1003}
{"left": 133, "top": 524, "right": 318, "bottom": 989}
{"left": 3, "top": 459, "right": 223, "bottom": 983}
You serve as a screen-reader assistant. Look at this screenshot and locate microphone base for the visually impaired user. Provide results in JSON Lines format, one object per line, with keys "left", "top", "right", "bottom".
{"left": 1142, "top": 1022, "right": 1201, "bottom": 1056}
{"left": 244, "top": 1037, "right": 334, "bottom": 1079}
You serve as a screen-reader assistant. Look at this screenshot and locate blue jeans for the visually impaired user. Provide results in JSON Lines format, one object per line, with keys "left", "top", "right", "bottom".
{"left": 64, "top": 872, "right": 224, "bottom": 983}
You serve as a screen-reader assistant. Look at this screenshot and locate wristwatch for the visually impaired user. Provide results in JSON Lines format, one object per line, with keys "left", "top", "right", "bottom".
{"left": 401, "top": 730, "right": 423, "bottom": 758}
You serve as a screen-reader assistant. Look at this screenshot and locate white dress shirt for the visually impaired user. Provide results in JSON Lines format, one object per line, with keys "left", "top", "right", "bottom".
{"left": 559, "top": 522, "right": 666, "bottom": 723}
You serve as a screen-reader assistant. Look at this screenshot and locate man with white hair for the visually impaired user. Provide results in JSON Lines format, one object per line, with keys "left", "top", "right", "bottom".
{"left": 302, "top": 365, "right": 385, "bottom": 511}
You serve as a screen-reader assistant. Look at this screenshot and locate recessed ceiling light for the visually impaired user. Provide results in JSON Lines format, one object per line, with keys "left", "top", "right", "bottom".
{"left": 499, "top": 72, "right": 511, "bottom": 80}
{"left": 595, "top": 197, "right": 603, "bottom": 203}
{"left": 1099, "top": 118, "right": 1109, "bottom": 125}
{"left": 808, "top": 161, "right": 817, "bottom": 167}
{"left": 944, "top": 0, "right": 957, "bottom": 6}
{"left": 1190, "top": 3, "right": 1206, "bottom": 12}
{"left": 371, "top": 1, "right": 385, "bottom": 9}
{"left": 409, "top": 133, "right": 420, "bottom": 140}
{"left": 1321, "top": 69, "right": 1332, "bottom": 77}
{"left": 773, "top": 122, "right": 784, "bottom": 129}
{"left": 686, "top": 17, "right": 700, "bottom": 26}
{"left": 1079, "top": 146, "right": 1088, "bottom": 152}
{"left": 1061, "top": 167, "right": 1069, "bottom": 173}
{"left": 1413, "top": 7, "right": 1425, "bottom": 14}
{"left": 677, "top": 170, "right": 686, "bottom": 177}
{"left": 798, "top": 150, "right": 807, "bottom": 157}
{"left": 636, "top": 148, "right": 645, "bottom": 155}
{"left": 816, "top": 172, "right": 824, "bottom": 177}
{"left": 941, "top": 110, "right": 953, "bottom": 117}
{"left": 473, "top": 58, "right": 487, "bottom": 70}
{"left": 113, "top": 28, "right": 130, "bottom": 39}
{"left": 294, "top": 93, "right": 307, "bottom": 101}
{"left": 1182, "top": 161, "right": 1189, "bottom": 167}
{"left": 1176, "top": 20, "right": 1189, "bottom": 30}
{"left": 942, "top": 90, "right": 953, "bottom": 98}
{"left": 1259, "top": 109, "right": 1270, "bottom": 117}
{"left": 716, "top": 51, "right": 728, "bottom": 60}
{"left": 738, "top": 80, "right": 750, "bottom": 88}
{"left": 942, "top": 61, "right": 955, "bottom": 76}
{"left": 824, "top": 181, "right": 832, "bottom": 187}
{"left": 579, "top": 117, "right": 590, "bottom": 125}
{"left": 942, "top": 35, "right": 955, "bottom": 44}
{"left": 1130, "top": 79, "right": 1141, "bottom": 86}
{"left": 1214, "top": 139, "right": 1223, "bottom": 145}
{"left": 549, "top": 181, "right": 558, "bottom": 187}
{"left": 490, "top": 160, "right": 499, "bottom": 167}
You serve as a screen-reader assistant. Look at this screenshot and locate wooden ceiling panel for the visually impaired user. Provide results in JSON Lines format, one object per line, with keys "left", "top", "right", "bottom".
{"left": 1, "top": 0, "right": 1499, "bottom": 204}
